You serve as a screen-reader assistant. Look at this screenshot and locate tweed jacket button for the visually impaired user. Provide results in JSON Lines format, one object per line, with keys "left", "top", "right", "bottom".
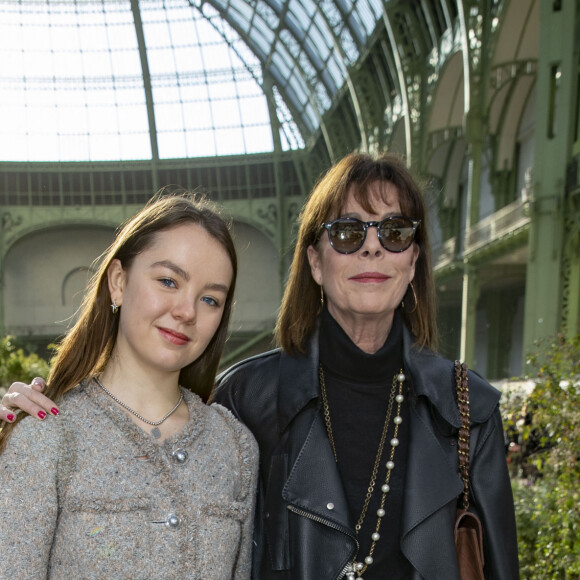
{"left": 166, "top": 514, "right": 181, "bottom": 529}
{"left": 172, "top": 448, "right": 188, "bottom": 463}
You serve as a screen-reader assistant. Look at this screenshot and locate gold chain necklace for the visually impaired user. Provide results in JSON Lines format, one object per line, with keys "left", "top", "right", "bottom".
{"left": 319, "top": 365, "right": 405, "bottom": 579}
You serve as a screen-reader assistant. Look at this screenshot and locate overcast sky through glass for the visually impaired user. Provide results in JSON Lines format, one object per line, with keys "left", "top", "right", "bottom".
{"left": 0, "top": 0, "right": 386, "bottom": 163}
{"left": 0, "top": 1, "right": 283, "bottom": 162}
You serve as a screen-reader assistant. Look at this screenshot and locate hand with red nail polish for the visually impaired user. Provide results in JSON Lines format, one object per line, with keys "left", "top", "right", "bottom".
{"left": 0, "top": 377, "right": 58, "bottom": 421}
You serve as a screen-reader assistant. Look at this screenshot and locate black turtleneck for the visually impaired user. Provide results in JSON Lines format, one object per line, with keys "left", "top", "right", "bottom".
{"left": 319, "top": 306, "right": 413, "bottom": 579}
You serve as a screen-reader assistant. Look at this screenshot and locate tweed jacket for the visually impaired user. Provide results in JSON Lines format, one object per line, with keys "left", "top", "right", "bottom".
{"left": 214, "top": 323, "right": 519, "bottom": 580}
{"left": 0, "top": 380, "right": 258, "bottom": 580}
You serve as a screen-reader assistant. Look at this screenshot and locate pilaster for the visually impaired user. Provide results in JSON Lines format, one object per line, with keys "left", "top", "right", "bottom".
{"left": 522, "top": 1, "right": 577, "bottom": 359}
{"left": 460, "top": 264, "right": 480, "bottom": 367}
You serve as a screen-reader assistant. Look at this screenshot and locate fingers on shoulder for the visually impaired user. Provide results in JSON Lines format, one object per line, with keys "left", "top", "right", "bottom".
{"left": 2, "top": 383, "right": 57, "bottom": 420}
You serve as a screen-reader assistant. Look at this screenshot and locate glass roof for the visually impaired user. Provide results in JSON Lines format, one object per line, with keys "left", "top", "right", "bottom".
{"left": 0, "top": 0, "right": 385, "bottom": 162}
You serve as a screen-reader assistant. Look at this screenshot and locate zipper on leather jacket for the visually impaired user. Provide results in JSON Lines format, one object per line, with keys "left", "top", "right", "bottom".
{"left": 336, "top": 561, "right": 355, "bottom": 580}
{"left": 287, "top": 504, "right": 359, "bottom": 579}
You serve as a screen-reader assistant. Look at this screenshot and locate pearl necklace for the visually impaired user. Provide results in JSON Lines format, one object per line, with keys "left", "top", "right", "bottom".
{"left": 319, "top": 365, "right": 405, "bottom": 580}
{"left": 95, "top": 377, "right": 183, "bottom": 439}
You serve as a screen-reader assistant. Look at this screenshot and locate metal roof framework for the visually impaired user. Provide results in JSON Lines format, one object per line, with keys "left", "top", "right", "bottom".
{"left": 0, "top": 0, "right": 385, "bottom": 163}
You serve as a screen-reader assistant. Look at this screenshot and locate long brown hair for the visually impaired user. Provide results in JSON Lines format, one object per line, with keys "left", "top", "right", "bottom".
{"left": 275, "top": 151, "right": 437, "bottom": 354}
{"left": 0, "top": 194, "right": 236, "bottom": 451}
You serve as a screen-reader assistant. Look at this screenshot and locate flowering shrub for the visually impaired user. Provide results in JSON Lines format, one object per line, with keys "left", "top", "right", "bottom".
{"left": 510, "top": 334, "right": 580, "bottom": 578}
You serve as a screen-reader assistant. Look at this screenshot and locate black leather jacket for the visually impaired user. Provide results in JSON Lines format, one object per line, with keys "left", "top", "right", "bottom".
{"left": 213, "top": 325, "right": 519, "bottom": 579}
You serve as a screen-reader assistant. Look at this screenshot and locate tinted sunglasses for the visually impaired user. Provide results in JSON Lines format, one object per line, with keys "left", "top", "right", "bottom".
{"left": 320, "top": 216, "right": 420, "bottom": 254}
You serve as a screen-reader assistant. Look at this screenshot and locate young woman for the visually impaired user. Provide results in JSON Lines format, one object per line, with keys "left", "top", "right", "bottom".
{"left": 0, "top": 194, "right": 258, "bottom": 579}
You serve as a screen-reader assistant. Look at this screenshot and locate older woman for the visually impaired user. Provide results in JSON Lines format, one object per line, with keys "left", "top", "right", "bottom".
{"left": 2, "top": 152, "right": 518, "bottom": 579}
{"left": 214, "top": 152, "right": 518, "bottom": 579}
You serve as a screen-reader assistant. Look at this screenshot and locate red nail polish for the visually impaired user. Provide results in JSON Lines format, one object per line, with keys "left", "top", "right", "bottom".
{"left": 51, "top": 408, "right": 59, "bottom": 416}
{"left": 7, "top": 414, "right": 15, "bottom": 422}
{"left": 38, "top": 411, "right": 46, "bottom": 419}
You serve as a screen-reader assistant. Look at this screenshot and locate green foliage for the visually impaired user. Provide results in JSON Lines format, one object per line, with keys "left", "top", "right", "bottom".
{"left": 511, "top": 334, "right": 580, "bottom": 579}
{"left": 0, "top": 336, "right": 50, "bottom": 391}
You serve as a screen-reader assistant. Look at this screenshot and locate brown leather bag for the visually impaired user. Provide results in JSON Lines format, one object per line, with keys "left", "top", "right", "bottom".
{"left": 454, "top": 361, "right": 486, "bottom": 580}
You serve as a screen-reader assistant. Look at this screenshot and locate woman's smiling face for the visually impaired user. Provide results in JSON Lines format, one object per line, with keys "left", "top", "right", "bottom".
{"left": 307, "top": 180, "right": 419, "bottom": 337}
{"left": 108, "top": 222, "right": 233, "bottom": 379}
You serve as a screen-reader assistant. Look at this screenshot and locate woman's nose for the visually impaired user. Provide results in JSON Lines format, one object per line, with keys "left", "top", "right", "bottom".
{"left": 360, "top": 224, "right": 383, "bottom": 256}
{"left": 172, "top": 295, "right": 196, "bottom": 322}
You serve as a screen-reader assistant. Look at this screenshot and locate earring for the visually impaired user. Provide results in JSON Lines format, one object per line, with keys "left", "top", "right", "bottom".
{"left": 317, "top": 285, "right": 325, "bottom": 314}
{"left": 111, "top": 300, "right": 119, "bottom": 315}
{"left": 408, "top": 282, "right": 418, "bottom": 313}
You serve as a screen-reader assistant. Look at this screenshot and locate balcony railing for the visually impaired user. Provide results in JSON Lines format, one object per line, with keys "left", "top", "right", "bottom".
{"left": 433, "top": 236, "right": 457, "bottom": 271}
{"left": 465, "top": 199, "right": 530, "bottom": 255}
{"left": 434, "top": 199, "right": 531, "bottom": 270}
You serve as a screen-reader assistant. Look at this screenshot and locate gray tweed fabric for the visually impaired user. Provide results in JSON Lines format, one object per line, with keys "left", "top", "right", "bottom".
{"left": 0, "top": 379, "right": 258, "bottom": 579}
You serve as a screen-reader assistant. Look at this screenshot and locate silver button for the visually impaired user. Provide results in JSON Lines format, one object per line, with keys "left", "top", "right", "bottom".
{"left": 166, "top": 514, "right": 181, "bottom": 529}
{"left": 172, "top": 448, "right": 188, "bottom": 463}
{"left": 326, "top": 503, "right": 334, "bottom": 510}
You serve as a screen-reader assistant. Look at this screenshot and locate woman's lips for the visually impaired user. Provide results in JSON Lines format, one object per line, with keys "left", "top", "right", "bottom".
{"left": 158, "top": 327, "right": 191, "bottom": 346}
{"left": 349, "top": 272, "right": 390, "bottom": 283}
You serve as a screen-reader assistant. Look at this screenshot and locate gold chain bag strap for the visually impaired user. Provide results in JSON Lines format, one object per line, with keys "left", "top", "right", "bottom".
{"left": 454, "top": 360, "right": 485, "bottom": 580}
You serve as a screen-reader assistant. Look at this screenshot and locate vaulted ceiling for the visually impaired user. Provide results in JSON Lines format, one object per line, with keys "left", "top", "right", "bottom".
{"left": 0, "top": 0, "right": 385, "bottom": 162}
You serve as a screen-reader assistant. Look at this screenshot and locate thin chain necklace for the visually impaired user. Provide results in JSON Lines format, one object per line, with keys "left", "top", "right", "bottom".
{"left": 319, "top": 365, "right": 405, "bottom": 579}
{"left": 95, "top": 376, "right": 183, "bottom": 439}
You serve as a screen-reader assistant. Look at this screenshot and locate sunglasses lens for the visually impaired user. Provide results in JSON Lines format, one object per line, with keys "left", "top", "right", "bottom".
{"left": 379, "top": 217, "right": 416, "bottom": 252}
{"left": 328, "top": 219, "right": 365, "bottom": 253}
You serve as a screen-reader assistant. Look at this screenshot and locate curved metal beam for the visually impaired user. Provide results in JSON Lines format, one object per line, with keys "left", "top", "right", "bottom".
{"left": 130, "top": 0, "right": 159, "bottom": 163}
{"left": 382, "top": 11, "right": 412, "bottom": 163}
{"left": 314, "top": 3, "right": 368, "bottom": 151}
{"left": 456, "top": 0, "right": 471, "bottom": 114}
{"left": 200, "top": 0, "right": 335, "bottom": 157}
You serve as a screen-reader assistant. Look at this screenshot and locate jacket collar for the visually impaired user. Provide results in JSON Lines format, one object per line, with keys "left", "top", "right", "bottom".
{"left": 278, "top": 329, "right": 321, "bottom": 434}
{"left": 277, "top": 319, "right": 465, "bottom": 434}
{"left": 401, "top": 325, "right": 462, "bottom": 429}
